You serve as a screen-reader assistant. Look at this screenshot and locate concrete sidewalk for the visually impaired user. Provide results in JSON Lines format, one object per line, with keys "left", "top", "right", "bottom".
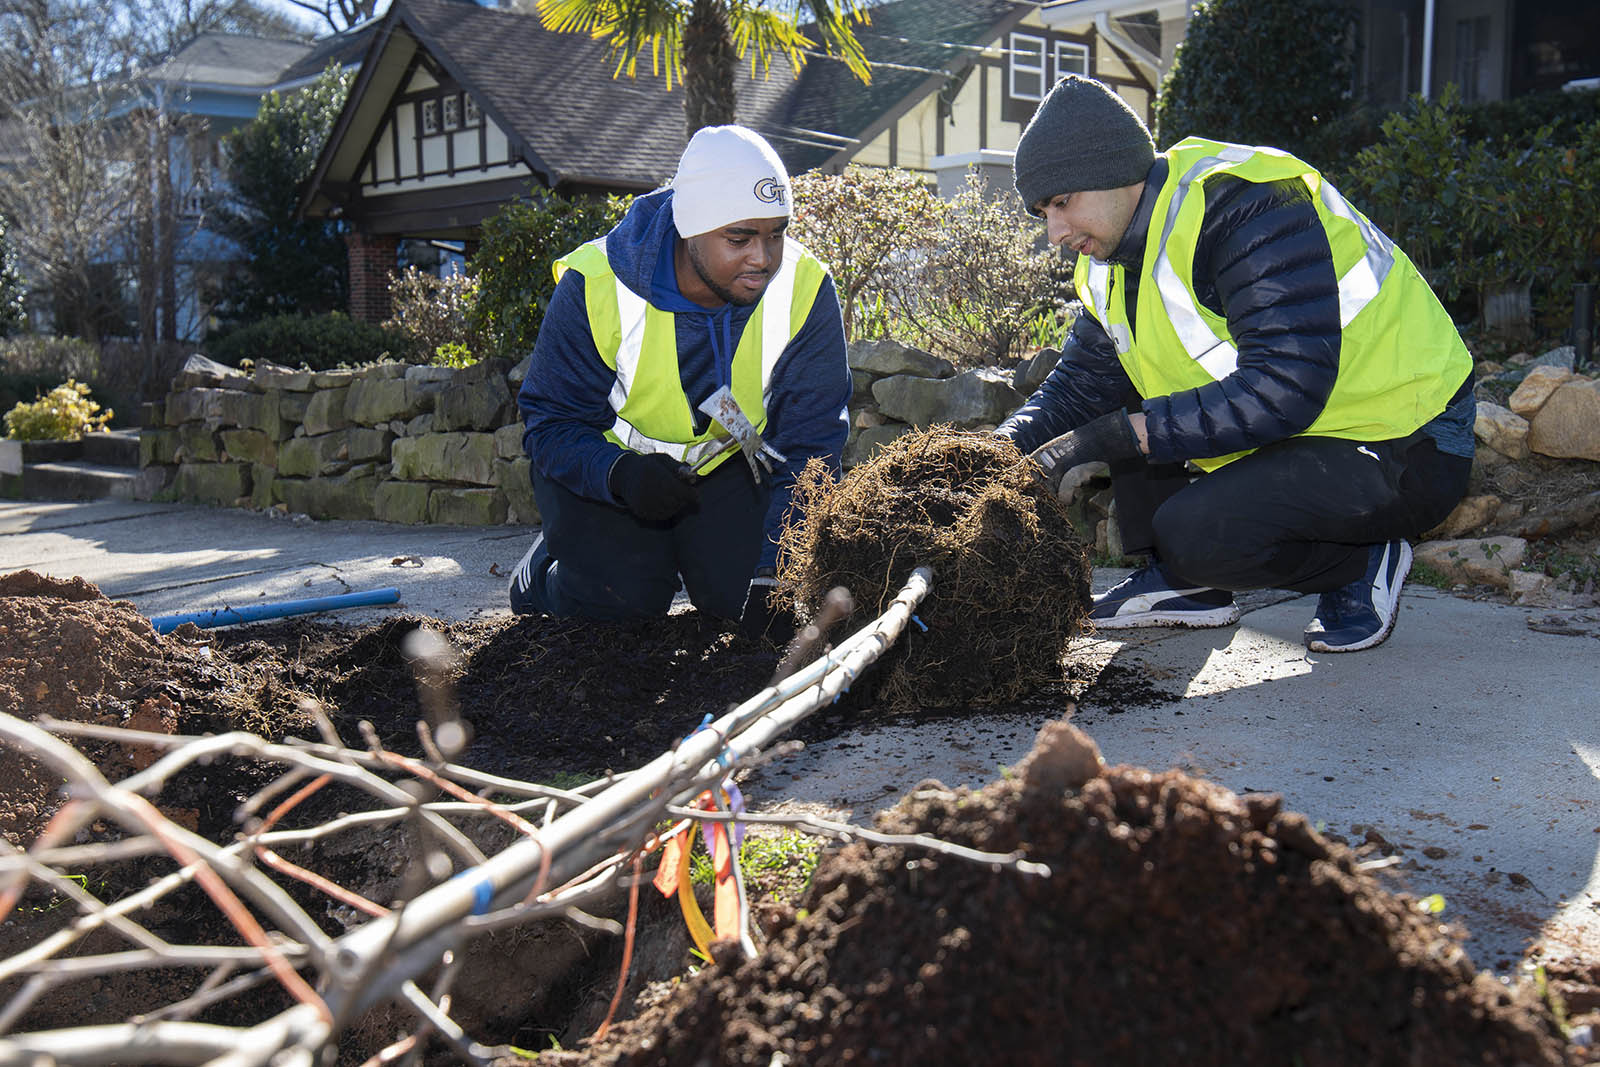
{"left": 2, "top": 497, "right": 1596, "bottom": 976}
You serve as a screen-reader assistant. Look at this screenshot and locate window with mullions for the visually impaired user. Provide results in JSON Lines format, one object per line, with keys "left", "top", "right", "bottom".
{"left": 443, "top": 94, "right": 460, "bottom": 130}
{"left": 420, "top": 99, "right": 439, "bottom": 135}
{"left": 464, "top": 95, "right": 480, "bottom": 126}
{"left": 1010, "top": 32, "right": 1046, "bottom": 101}
{"left": 1055, "top": 40, "right": 1089, "bottom": 80}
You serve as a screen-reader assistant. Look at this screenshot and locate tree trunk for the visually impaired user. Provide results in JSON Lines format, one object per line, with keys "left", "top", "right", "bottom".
{"left": 681, "top": 0, "right": 737, "bottom": 136}
{"left": 157, "top": 112, "right": 178, "bottom": 343}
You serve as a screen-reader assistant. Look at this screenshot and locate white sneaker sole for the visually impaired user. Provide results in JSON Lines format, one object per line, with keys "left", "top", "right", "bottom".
{"left": 1091, "top": 604, "right": 1242, "bottom": 630}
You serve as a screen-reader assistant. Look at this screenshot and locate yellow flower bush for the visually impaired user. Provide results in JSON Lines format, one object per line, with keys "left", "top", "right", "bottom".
{"left": 3, "top": 379, "right": 113, "bottom": 441}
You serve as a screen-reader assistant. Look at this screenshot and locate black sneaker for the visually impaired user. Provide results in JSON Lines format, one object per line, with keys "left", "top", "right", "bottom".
{"left": 1089, "top": 563, "right": 1241, "bottom": 629}
{"left": 1304, "top": 540, "right": 1412, "bottom": 653}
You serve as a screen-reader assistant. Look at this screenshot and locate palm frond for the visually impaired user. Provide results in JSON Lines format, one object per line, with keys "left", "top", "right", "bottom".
{"left": 539, "top": 0, "right": 687, "bottom": 86}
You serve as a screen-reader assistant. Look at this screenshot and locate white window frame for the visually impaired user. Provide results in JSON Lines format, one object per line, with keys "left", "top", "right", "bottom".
{"left": 442, "top": 94, "right": 460, "bottom": 130}
{"left": 1009, "top": 32, "right": 1047, "bottom": 101}
{"left": 463, "top": 94, "right": 481, "bottom": 126}
{"left": 1054, "top": 40, "right": 1089, "bottom": 81}
{"left": 420, "top": 99, "right": 439, "bottom": 135}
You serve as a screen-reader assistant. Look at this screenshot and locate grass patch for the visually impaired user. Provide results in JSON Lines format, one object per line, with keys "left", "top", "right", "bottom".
{"left": 1409, "top": 560, "right": 1455, "bottom": 590}
{"left": 690, "top": 828, "right": 822, "bottom": 904}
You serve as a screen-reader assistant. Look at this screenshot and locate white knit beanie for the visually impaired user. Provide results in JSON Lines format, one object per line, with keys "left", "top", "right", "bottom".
{"left": 670, "top": 125, "right": 792, "bottom": 238}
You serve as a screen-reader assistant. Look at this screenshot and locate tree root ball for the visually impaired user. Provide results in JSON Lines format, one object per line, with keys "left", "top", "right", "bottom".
{"left": 776, "top": 427, "right": 1091, "bottom": 709}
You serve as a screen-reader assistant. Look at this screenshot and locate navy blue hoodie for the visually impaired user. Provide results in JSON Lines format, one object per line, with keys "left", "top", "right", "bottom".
{"left": 518, "top": 188, "right": 850, "bottom": 571}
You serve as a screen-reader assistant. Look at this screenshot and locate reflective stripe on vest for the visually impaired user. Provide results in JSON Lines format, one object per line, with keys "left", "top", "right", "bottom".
{"left": 556, "top": 235, "right": 824, "bottom": 471}
{"left": 1142, "top": 143, "right": 1397, "bottom": 379}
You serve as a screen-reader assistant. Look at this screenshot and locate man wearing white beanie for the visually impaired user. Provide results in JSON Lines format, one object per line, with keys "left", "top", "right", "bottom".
{"left": 510, "top": 125, "right": 849, "bottom": 638}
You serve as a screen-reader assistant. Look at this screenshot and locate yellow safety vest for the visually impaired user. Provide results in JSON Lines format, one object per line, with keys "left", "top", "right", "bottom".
{"left": 554, "top": 236, "right": 828, "bottom": 474}
{"left": 1074, "top": 137, "right": 1472, "bottom": 471}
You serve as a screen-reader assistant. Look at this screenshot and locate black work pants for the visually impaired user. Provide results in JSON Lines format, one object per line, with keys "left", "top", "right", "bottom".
{"left": 1110, "top": 431, "right": 1471, "bottom": 594}
{"left": 513, "top": 458, "right": 768, "bottom": 621}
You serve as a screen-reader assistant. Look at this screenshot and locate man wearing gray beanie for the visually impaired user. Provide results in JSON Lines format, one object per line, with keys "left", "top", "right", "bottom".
{"left": 510, "top": 125, "right": 849, "bottom": 640}
{"left": 997, "top": 75, "right": 1475, "bottom": 654}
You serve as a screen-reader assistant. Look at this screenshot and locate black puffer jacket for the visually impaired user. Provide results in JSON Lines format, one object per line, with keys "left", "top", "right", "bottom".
{"left": 998, "top": 156, "right": 1342, "bottom": 465}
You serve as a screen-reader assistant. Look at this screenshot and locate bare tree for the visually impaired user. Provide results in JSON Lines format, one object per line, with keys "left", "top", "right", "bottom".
{"left": 0, "top": 0, "right": 139, "bottom": 341}
{"left": 0, "top": 0, "right": 299, "bottom": 390}
{"left": 274, "top": 0, "right": 383, "bottom": 35}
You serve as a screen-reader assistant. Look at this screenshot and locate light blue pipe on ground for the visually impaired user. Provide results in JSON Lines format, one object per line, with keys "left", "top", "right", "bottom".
{"left": 149, "top": 588, "right": 401, "bottom": 634}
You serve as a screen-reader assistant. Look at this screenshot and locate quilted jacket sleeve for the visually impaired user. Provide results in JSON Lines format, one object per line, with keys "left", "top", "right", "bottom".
{"left": 1141, "top": 175, "right": 1342, "bottom": 465}
{"left": 994, "top": 311, "right": 1132, "bottom": 455}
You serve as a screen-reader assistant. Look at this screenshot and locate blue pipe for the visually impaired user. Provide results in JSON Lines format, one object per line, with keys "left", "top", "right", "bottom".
{"left": 149, "top": 588, "right": 401, "bottom": 634}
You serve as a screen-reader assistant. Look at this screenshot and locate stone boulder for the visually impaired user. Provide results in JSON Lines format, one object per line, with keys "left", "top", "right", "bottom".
{"left": 1423, "top": 494, "right": 1501, "bottom": 540}
{"left": 1414, "top": 536, "right": 1527, "bottom": 590}
{"left": 1507, "top": 365, "right": 1577, "bottom": 417}
{"left": 1527, "top": 378, "right": 1600, "bottom": 461}
{"left": 872, "top": 367, "right": 1023, "bottom": 429}
{"left": 848, "top": 339, "right": 954, "bottom": 380}
{"left": 1473, "top": 401, "right": 1530, "bottom": 460}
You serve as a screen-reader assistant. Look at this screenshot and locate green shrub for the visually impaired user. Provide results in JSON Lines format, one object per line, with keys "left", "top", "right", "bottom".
{"left": 883, "top": 173, "right": 1074, "bottom": 368}
{"left": 383, "top": 267, "right": 488, "bottom": 364}
{"left": 1345, "top": 87, "right": 1600, "bottom": 331}
{"left": 790, "top": 165, "right": 944, "bottom": 341}
{"left": 3, "top": 379, "right": 112, "bottom": 441}
{"left": 206, "top": 313, "right": 405, "bottom": 371}
{"left": 469, "top": 189, "right": 629, "bottom": 362}
{"left": 1461, "top": 88, "right": 1600, "bottom": 148}
{"left": 1154, "top": 0, "right": 1357, "bottom": 160}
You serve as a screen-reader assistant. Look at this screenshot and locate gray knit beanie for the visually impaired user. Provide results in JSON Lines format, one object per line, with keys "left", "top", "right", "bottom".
{"left": 1013, "top": 75, "right": 1156, "bottom": 214}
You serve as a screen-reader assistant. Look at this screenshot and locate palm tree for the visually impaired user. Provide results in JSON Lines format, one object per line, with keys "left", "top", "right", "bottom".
{"left": 534, "top": 0, "right": 872, "bottom": 135}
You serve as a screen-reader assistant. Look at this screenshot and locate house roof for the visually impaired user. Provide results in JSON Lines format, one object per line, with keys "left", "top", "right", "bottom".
{"left": 775, "top": 0, "right": 1032, "bottom": 172}
{"left": 273, "top": 22, "right": 382, "bottom": 89}
{"left": 301, "top": 0, "right": 1031, "bottom": 217}
{"left": 141, "top": 33, "right": 320, "bottom": 90}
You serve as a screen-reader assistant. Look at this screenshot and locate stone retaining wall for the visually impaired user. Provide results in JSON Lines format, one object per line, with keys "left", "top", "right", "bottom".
{"left": 138, "top": 340, "right": 1051, "bottom": 526}
{"left": 139, "top": 355, "right": 534, "bottom": 526}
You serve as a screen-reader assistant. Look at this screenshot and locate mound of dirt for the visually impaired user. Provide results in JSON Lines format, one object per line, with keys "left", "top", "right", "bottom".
{"left": 0, "top": 572, "right": 207, "bottom": 844}
{"left": 543, "top": 721, "right": 1573, "bottom": 1067}
{"left": 778, "top": 428, "right": 1091, "bottom": 710}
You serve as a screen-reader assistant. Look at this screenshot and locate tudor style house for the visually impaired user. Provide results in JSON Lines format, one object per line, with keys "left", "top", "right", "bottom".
{"left": 296, "top": 0, "right": 1160, "bottom": 322}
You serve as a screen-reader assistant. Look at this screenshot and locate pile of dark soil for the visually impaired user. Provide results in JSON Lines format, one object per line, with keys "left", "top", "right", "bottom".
{"left": 540, "top": 723, "right": 1576, "bottom": 1067}
{"left": 3, "top": 575, "right": 1596, "bottom": 1066}
{"left": 778, "top": 427, "right": 1091, "bottom": 710}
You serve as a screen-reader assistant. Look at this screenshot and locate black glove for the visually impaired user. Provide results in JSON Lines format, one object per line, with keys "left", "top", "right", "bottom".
{"left": 1029, "top": 411, "right": 1142, "bottom": 493}
{"left": 608, "top": 452, "right": 700, "bottom": 522}
{"left": 739, "top": 569, "right": 793, "bottom": 643}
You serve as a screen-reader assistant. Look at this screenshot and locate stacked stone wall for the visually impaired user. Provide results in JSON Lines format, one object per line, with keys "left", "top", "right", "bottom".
{"left": 139, "top": 355, "right": 535, "bottom": 526}
{"left": 139, "top": 341, "right": 1046, "bottom": 527}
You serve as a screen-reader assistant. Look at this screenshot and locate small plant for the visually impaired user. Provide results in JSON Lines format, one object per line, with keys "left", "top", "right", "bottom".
{"left": 3, "top": 379, "right": 112, "bottom": 441}
{"left": 1408, "top": 560, "right": 1454, "bottom": 591}
{"left": 432, "top": 341, "right": 476, "bottom": 369}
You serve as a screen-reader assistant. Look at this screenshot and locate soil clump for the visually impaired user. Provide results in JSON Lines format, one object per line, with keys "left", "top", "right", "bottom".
{"left": 540, "top": 724, "right": 1577, "bottom": 1067}
{"left": 779, "top": 427, "right": 1091, "bottom": 710}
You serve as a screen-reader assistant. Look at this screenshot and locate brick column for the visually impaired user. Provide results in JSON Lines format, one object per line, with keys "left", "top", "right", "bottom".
{"left": 345, "top": 231, "right": 398, "bottom": 323}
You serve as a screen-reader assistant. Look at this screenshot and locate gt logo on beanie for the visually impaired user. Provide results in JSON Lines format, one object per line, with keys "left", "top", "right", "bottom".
{"left": 753, "top": 177, "right": 786, "bottom": 206}
{"left": 670, "top": 125, "right": 793, "bottom": 237}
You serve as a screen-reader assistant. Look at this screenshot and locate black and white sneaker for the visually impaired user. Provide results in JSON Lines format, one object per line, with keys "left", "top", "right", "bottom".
{"left": 1089, "top": 563, "right": 1241, "bottom": 629}
{"left": 1304, "top": 539, "right": 1412, "bottom": 653}
{"left": 508, "top": 533, "right": 550, "bottom": 616}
